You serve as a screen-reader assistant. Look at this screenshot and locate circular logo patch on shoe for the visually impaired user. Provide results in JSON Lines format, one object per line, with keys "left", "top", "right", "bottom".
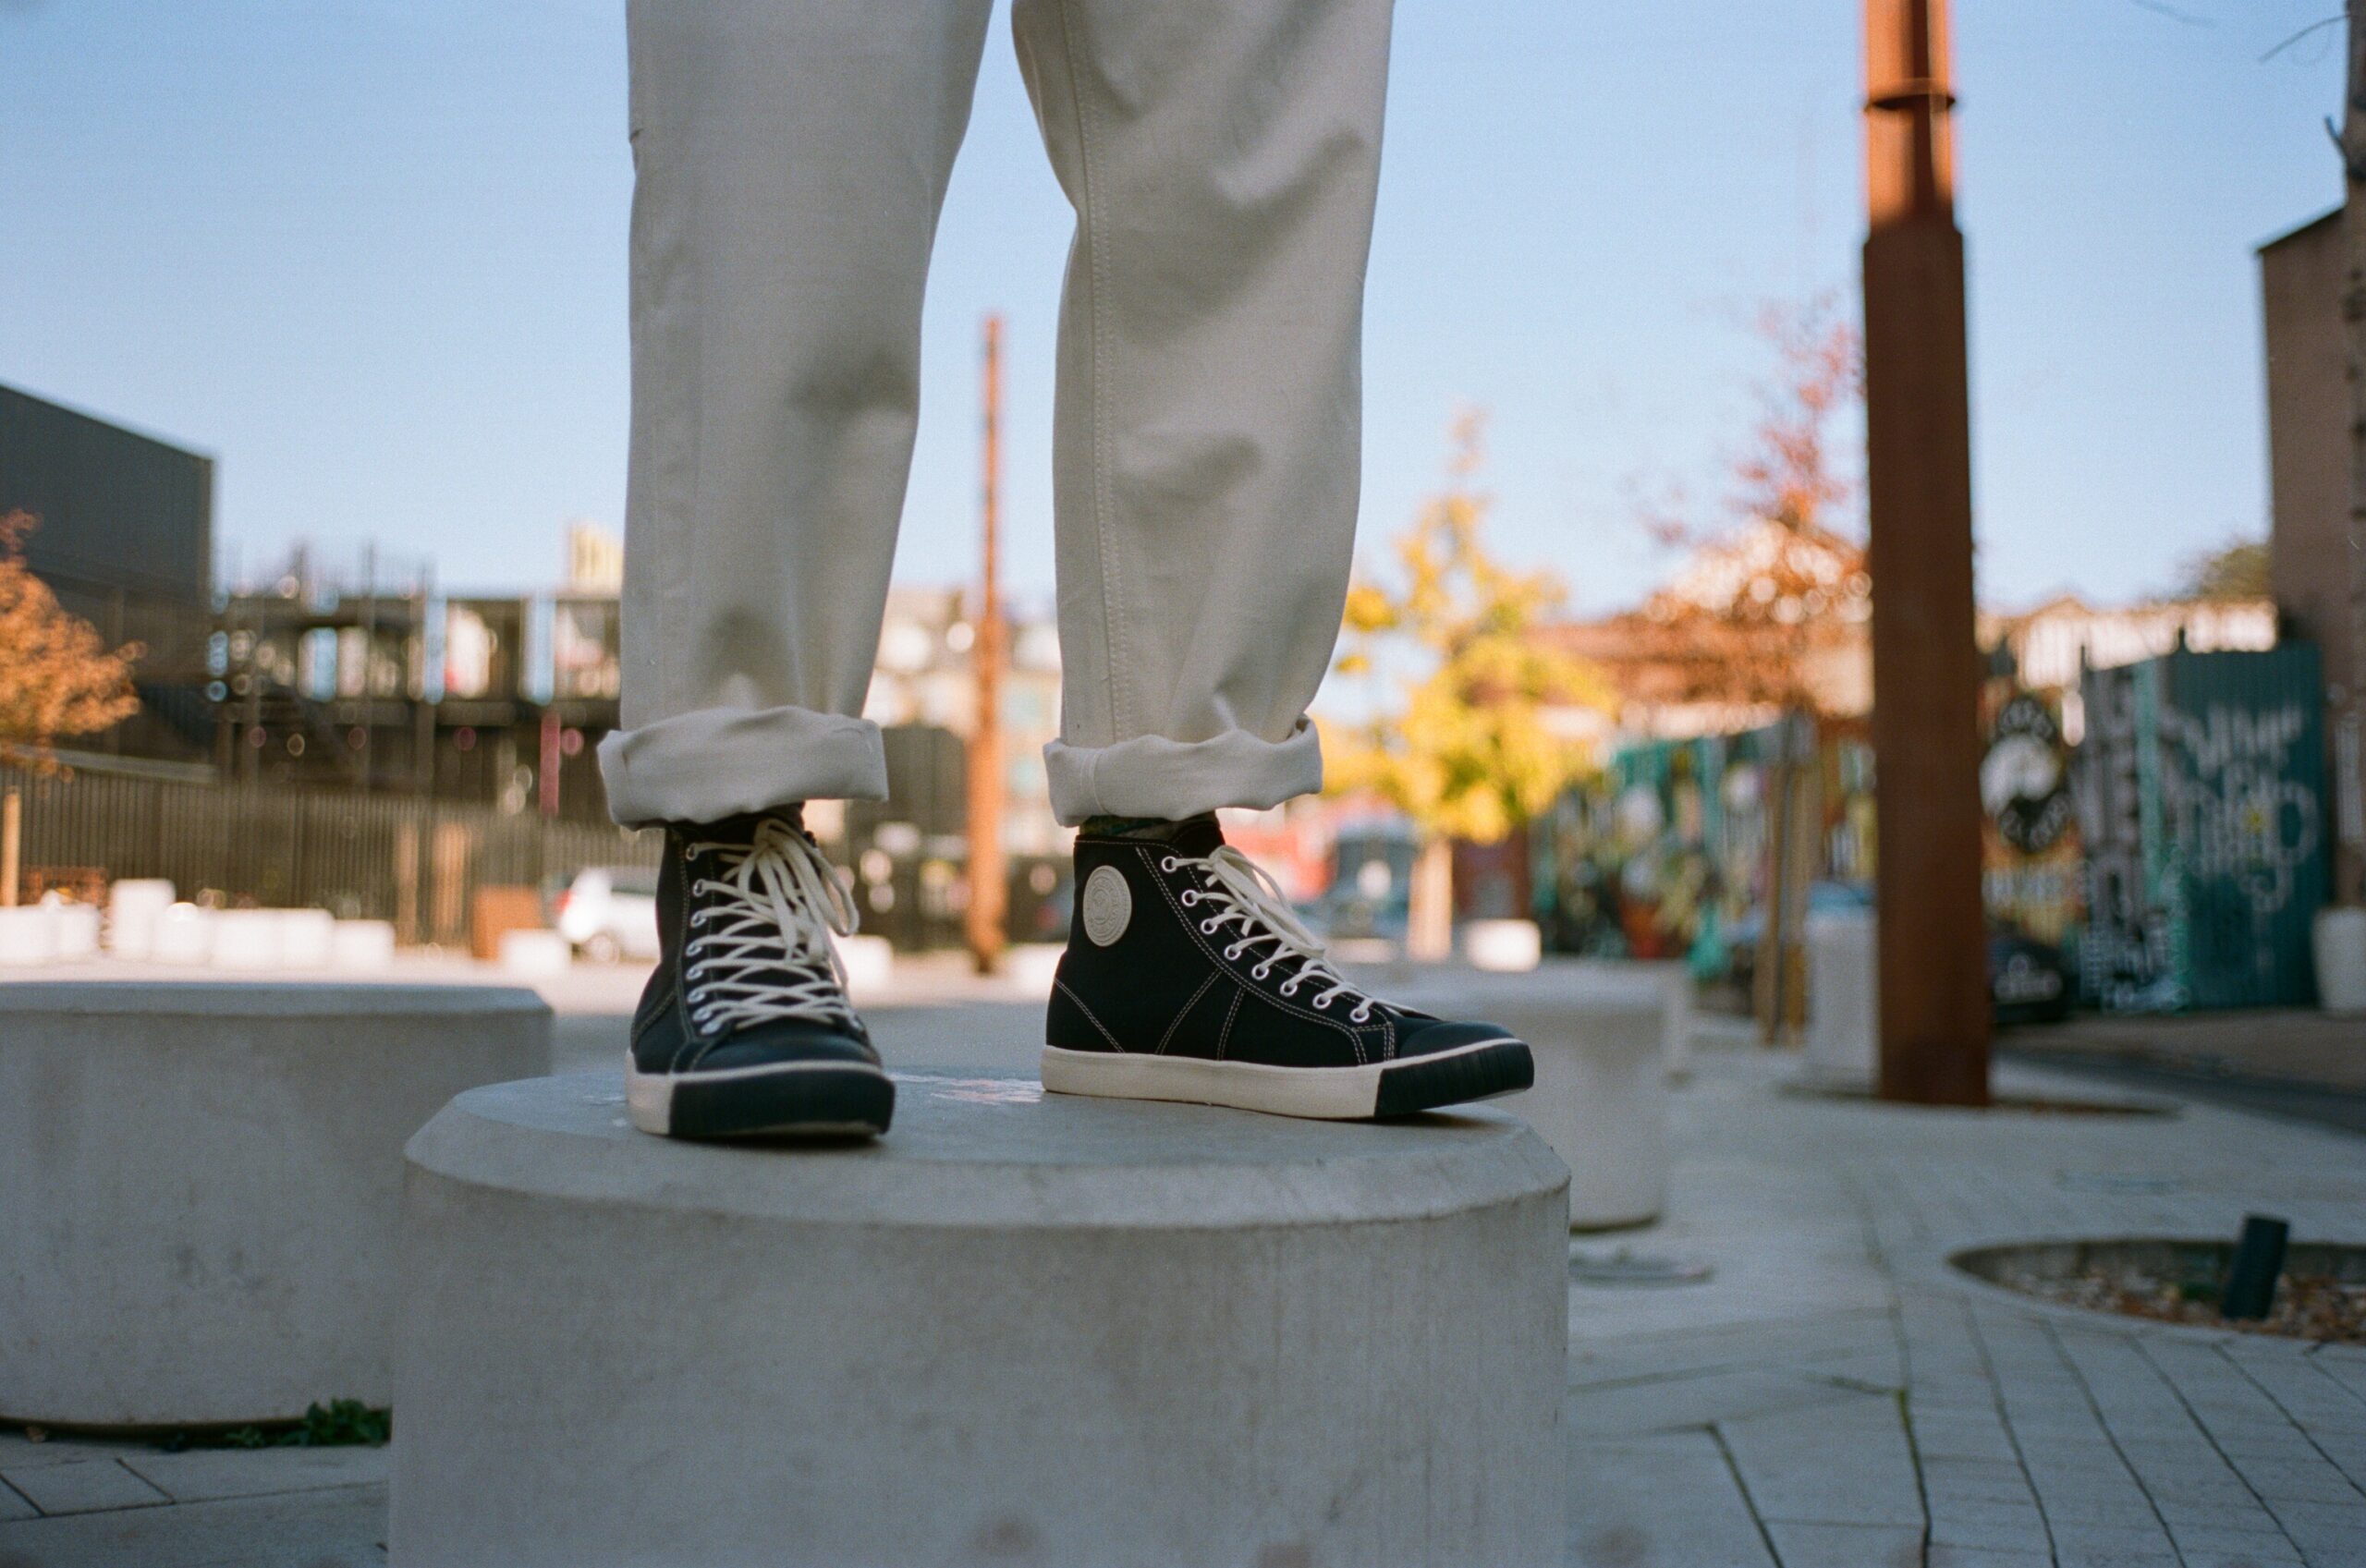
{"left": 1080, "top": 865, "right": 1133, "bottom": 947}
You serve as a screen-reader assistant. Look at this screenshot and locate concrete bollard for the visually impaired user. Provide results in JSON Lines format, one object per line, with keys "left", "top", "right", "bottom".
{"left": 279, "top": 908, "right": 337, "bottom": 970}
{"left": 1464, "top": 918, "right": 1543, "bottom": 972}
{"left": 0, "top": 983, "right": 553, "bottom": 1428}
{"left": 391, "top": 1070, "right": 1569, "bottom": 1567}
{"left": 104, "top": 878, "right": 177, "bottom": 958}
{"left": 1803, "top": 909, "right": 1878, "bottom": 1088}
{"left": 497, "top": 928, "right": 572, "bottom": 977}
{"left": 151, "top": 902, "right": 213, "bottom": 965}
{"left": 834, "top": 931, "right": 896, "bottom": 994}
{"left": 332, "top": 918, "right": 398, "bottom": 969}
{"left": 50, "top": 899, "right": 102, "bottom": 961}
{"left": 1386, "top": 961, "right": 1669, "bottom": 1230}
{"left": 209, "top": 908, "right": 286, "bottom": 970}
{"left": 1000, "top": 941, "right": 1064, "bottom": 994}
{"left": 1631, "top": 958, "right": 1696, "bottom": 1081}
{"left": 0, "top": 903, "right": 59, "bottom": 965}
{"left": 2316, "top": 906, "right": 2366, "bottom": 1014}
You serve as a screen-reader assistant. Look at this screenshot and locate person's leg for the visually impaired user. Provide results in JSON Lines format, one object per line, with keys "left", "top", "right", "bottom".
{"left": 600, "top": 0, "right": 994, "bottom": 829}
{"left": 1011, "top": 0, "right": 1390, "bottom": 824}
{"left": 607, "top": 0, "right": 993, "bottom": 1141}
{"left": 1013, "top": 0, "right": 1532, "bottom": 1119}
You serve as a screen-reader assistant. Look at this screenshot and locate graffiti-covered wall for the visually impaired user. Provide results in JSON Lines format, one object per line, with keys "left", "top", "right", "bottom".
{"left": 2075, "top": 645, "right": 2331, "bottom": 1011}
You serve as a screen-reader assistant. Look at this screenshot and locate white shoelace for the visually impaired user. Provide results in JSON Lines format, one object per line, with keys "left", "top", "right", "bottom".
{"left": 682, "top": 819, "right": 860, "bottom": 1033}
{"left": 1164, "top": 845, "right": 1377, "bottom": 1023}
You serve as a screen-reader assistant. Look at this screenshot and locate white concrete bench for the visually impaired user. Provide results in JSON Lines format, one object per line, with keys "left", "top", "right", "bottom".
{"left": 390, "top": 1069, "right": 1570, "bottom": 1567}
{"left": 0, "top": 983, "right": 552, "bottom": 1429}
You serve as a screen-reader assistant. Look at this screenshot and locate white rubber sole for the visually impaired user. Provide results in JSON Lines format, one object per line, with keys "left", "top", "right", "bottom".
{"left": 626, "top": 1056, "right": 894, "bottom": 1139}
{"left": 1039, "top": 1038, "right": 1523, "bottom": 1121}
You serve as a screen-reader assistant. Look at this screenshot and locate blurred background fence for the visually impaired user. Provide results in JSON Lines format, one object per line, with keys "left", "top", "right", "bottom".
{"left": 0, "top": 762, "right": 658, "bottom": 946}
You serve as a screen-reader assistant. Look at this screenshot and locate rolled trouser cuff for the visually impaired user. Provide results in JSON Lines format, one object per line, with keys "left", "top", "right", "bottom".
{"left": 1043, "top": 720, "right": 1323, "bottom": 826}
{"left": 598, "top": 705, "right": 888, "bottom": 827}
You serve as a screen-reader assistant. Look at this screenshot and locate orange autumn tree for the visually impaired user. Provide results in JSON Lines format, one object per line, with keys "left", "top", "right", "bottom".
{"left": 1573, "top": 301, "right": 1869, "bottom": 723}
{"left": 0, "top": 511, "right": 142, "bottom": 771}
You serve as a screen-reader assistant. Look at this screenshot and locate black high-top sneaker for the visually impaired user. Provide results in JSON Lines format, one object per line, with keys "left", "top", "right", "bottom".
{"left": 626, "top": 808, "right": 894, "bottom": 1140}
{"left": 1042, "top": 817, "right": 1533, "bottom": 1119}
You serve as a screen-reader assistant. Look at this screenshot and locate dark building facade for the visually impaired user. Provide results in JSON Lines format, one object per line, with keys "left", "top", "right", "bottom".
{"left": 0, "top": 383, "right": 218, "bottom": 765}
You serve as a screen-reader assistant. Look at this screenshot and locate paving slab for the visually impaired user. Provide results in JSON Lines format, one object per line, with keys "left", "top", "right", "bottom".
{"left": 1568, "top": 1432, "right": 1775, "bottom": 1568}
{"left": 0, "top": 1481, "right": 384, "bottom": 1568}
{"left": 1762, "top": 1519, "right": 1929, "bottom": 1568}
{"left": 118, "top": 1445, "right": 387, "bottom": 1504}
{"left": 0, "top": 1458, "right": 169, "bottom": 1516}
{"left": 1720, "top": 1392, "right": 1926, "bottom": 1527}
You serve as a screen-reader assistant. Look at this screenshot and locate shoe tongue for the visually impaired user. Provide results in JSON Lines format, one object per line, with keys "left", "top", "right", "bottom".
{"left": 675, "top": 806, "right": 806, "bottom": 846}
{"left": 1165, "top": 814, "right": 1226, "bottom": 859}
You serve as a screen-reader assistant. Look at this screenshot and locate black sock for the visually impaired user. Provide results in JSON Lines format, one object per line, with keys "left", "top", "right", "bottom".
{"left": 1077, "top": 812, "right": 1215, "bottom": 845}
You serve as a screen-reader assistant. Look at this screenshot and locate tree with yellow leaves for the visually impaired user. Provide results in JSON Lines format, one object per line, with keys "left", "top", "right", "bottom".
{"left": 0, "top": 511, "right": 143, "bottom": 771}
{"left": 1323, "top": 415, "right": 1608, "bottom": 958}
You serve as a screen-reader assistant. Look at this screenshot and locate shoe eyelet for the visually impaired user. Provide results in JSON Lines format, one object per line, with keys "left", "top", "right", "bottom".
{"left": 1160, "top": 856, "right": 1178, "bottom": 872}
{"left": 1180, "top": 891, "right": 1200, "bottom": 906}
{"left": 689, "top": 911, "right": 708, "bottom": 926}
{"left": 1313, "top": 996, "right": 1332, "bottom": 1009}
{"left": 1279, "top": 980, "right": 1299, "bottom": 997}
{"left": 1251, "top": 964, "right": 1272, "bottom": 980}
{"left": 687, "top": 963, "right": 704, "bottom": 979}
{"left": 1200, "top": 919, "right": 1218, "bottom": 934}
{"left": 1350, "top": 1007, "right": 1372, "bottom": 1023}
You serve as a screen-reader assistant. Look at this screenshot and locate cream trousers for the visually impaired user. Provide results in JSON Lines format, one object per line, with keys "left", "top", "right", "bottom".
{"left": 598, "top": 0, "right": 1394, "bottom": 828}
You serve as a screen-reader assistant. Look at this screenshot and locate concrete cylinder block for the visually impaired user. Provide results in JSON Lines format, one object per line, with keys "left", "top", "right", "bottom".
{"left": 1464, "top": 918, "right": 1543, "bottom": 973}
{"left": 1384, "top": 962, "right": 1669, "bottom": 1229}
{"left": 50, "top": 901, "right": 103, "bottom": 961}
{"left": 0, "top": 983, "right": 554, "bottom": 1428}
{"left": 279, "top": 908, "right": 336, "bottom": 970}
{"left": 497, "top": 928, "right": 571, "bottom": 977}
{"left": 0, "top": 904, "right": 60, "bottom": 965}
{"left": 332, "top": 918, "right": 398, "bottom": 969}
{"left": 1803, "top": 909, "right": 1878, "bottom": 1088}
{"left": 104, "top": 878, "right": 176, "bottom": 958}
{"left": 834, "top": 930, "right": 896, "bottom": 994}
{"left": 391, "top": 1070, "right": 1570, "bottom": 1568}
{"left": 151, "top": 903, "right": 213, "bottom": 965}
{"left": 2316, "top": 906, "right": 2366, "bottom": 1014}
{"left": 209, "top": 908, "right": 285, "bottom": 970}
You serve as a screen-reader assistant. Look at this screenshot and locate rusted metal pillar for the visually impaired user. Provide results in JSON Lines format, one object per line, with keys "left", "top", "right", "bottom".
{"left": 965, "top": 314, "right": 1009, "bottom": 975}
{"left": 1862, "top": 0, "right": 1991, "bottom": 1104}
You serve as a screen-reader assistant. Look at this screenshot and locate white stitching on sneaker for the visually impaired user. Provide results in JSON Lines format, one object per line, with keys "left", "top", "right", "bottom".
{"left": 1175, "top": 845, "right": 1376, "bottom": 1023}
{"left": 682, "top": 819, "right": 860, "bottom": 1033}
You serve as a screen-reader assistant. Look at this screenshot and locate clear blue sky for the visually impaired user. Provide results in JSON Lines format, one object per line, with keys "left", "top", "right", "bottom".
{"left": 0, "top": 0, "right": 2345, "bottom": 614}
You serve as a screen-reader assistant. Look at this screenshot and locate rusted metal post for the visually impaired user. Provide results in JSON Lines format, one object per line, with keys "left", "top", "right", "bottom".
{"left": 965, "top": 314, "right": 1009, "bottom": 975}
{"left": 1862, "top": 0, "right": 1991, "bottom": 1104}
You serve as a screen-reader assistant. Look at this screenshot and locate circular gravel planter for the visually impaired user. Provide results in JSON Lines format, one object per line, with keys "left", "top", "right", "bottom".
{"left": 1953, "top": 1237, "right": 2366, "bottom": 1344}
